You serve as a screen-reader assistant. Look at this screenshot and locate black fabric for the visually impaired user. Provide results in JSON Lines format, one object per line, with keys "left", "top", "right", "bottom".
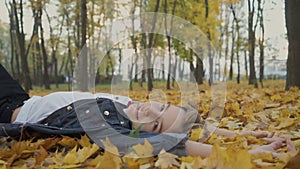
{"left": 0, "top": 64, "right": 29, "bottom": 123}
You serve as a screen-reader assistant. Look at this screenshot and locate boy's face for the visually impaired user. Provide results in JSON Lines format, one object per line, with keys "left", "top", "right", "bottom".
{"left": 126, "top": 101, "right": 185, "bottom": 133}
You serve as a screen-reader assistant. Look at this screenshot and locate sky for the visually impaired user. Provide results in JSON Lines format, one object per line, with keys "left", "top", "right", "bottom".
{"left": 0, "top": 0, "right": 288, "bottom": 60}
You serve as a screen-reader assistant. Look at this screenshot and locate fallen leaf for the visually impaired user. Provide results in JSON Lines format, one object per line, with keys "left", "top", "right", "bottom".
{"left": 274, "top": 118, "right": 295, "bottom": 129}
{"left": 77, "top": 135, "right": 92, "bottom": 148}
{"left": 284, "top": 151, "right": 300, "bottom": 169}
{"left": 35, "top": 146, "right": 48, "bottom": 166}
{"left": 155, "top": 149, "right": 180, "bottom": 169}
{"left": 132, "top": 139, "right": 153, "bottom": 158}
{"left": 77, "top": 144, "right": 99, "bottom": 163}
{"left": 63, "top": 146, "right": 80, "bottom": 165}
{"left": 101, "top": 137, "right": 119, "bottom": 156}
{"left": 57, "top": 136, "right": 77, "bottom": 148}
{"left": 204, "top": 144, "right": 252, "bottom": 169}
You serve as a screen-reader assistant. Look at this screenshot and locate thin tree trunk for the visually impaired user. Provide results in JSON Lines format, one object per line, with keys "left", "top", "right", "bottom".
{"left": 12, "top": 0, "right": 32, "bottom": 91}
{"left": 229, "top": 18, "right": 235, "bottom": 81}
{"left": 223, "top": 10, "right": 230, "bottom": 79}
{"left": 39, "top": 8, "right": 50, "bottom": 89}
{"left": 258, "top": 0, "right": 265, "bottom": 88}
{"left": 5, "top": 2, "right": 17, "bottom": 78}
{"left": 146, "top": 0, "right": 160, "bottom": 91}
{"left": 172, "top": 55, "right": 178, "bottom": 87}
{"left": 165, "top": 0, "right": 177, "bottom": 89}
{"left": 231, "top": 4, "right": 241, "bottom": 84}
{"left": 244, "top": 49, "right": 248, "bottom": 79}
{"left": 78, "top": 0, "right": 88, "bottom": 91}
{"left": 129, "top": 0, "right": 139, "bottom": 90}
{"left": 248, "top": 0, "right": 258, "bottom": 88}
{"left": 44, "top": 7, "right": 64, "bottom": 88}
{"left": 205, "top": 0, "right": 213, "bottom": 85}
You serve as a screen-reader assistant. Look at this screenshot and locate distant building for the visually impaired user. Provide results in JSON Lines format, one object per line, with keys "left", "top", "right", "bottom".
{"left": 263, "top": 59, "right": 286, "bottom": 79}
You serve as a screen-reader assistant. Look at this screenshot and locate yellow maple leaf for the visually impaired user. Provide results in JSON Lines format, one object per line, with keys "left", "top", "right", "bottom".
{"left": 96, "top": 151, "right": 122, "bottom": 169}
{"left": 122, "top": 154, "right": 141, "bottom": 169}
{"left": 271, "top": 94, "right": 281, "bottom": 102}
{"left": 123, "top": 139, "right": 155, "bottom": 166}
{"left": 63, "top": 146, "right": 80, "bottom": 165}
{"left": 77, "top": 144, "right": 99, "bottom": 163}
{"left": 251, "top": 152, "right": 274, "bottom": 162}
{"left": 77, "top": 134, "right": 92, "bottom": 148}
{"left": 293, "top": 139, "right": 300, "bottom": 147}
{"left": 86, "top": 155, "right": 102, "bottom": 166}
{"left": 180, "top": 156, "right": 202, "bottom": 169}
{"left": 100, "top": 137, "right": 119, "bottom": 156}
{"left": 189, "top": 128, "right": 204, "bottom": 141}
{"left": 155, "top": 149, "right": 180, "bottom": 169}
{"left": 87, "top": 138, "right": 122, "bottom": 169}
{"left": 132, "top": 139, "right": 153, "bottom": 158}
{"left": 204, "top": 144, "right": 252, "bottom": 169}
{"left": 57, "top": 136, "right": 78, "bottom": 148}
{"left": 274, "top": 118, "right": 295, "bottom": 130}
{"left": 191, "top": 157, "right": 203, "bottom": 169}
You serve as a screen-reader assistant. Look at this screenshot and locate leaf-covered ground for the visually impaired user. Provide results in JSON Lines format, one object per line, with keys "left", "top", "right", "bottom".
{"left": 0, "top": 80, "right": 299, "bottom": 169}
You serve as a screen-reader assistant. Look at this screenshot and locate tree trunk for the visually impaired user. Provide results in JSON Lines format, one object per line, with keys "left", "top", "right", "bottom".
{"left": 45, "top": 7, "right": 64, "bottom": 88}
{"left": 205, "top": 0, "right": 213, "bottom": 85}
{"left": 30, "top": 2, "right": 41, "bottom": 86}
{"left": 172, "top": 55, "right": 178, "bottom": 87}
{"left": 178, "top": 57, "right": 183, "bottom": 80}
{"left": 258, "top": 0, "right": 265, "bottom": 88}
{"left": 165, "top": 0, "right": 177, "bottom": 90}
{"left": 229, "top": 18, "right": 235, "bottom": 81}
{"left": 195, "top": 56, "right": 204, "bottom": 84}
{"left": 6, "top": 2, "right": 18, "bottom": 79}
{"left": 244, "top": 49, "right": 248, "bottom": 79}
{"left": 231, "top": 4, "right": 241, "bottom": 84}
{"left": 78, "top": 0, "right": 88, "bottom": 91}
{"left": 129, "top": 0, "right": 138, "bottom": 90}
{"left": 40, "top": 9, "right": 50, "bottom": 89}
{"left": 146, "top": 0, "right": 160, "bottom": 91}
{"left": 223, "top": 10, "right": 230, "bottom": 79}
{"left": 285, "top": 0, "right": 300, "bottom": 90}
{"left": 12, "top": 0, "right": 32, "bottom": 92}
{"left": 248, "top": 0, "right": 258, "bottom": 88}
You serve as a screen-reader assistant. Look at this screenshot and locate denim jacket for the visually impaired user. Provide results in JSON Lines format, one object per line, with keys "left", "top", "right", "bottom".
{"left": 0, "top": 97, "right": 188, "bottom": 156}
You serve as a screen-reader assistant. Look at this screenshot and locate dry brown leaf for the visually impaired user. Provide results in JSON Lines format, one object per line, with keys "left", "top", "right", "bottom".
{"left": 34, "top": 146, "right": 48, "bottom": 166}
{"left": 284, "top": 151, "right": 300, "bottom": 169}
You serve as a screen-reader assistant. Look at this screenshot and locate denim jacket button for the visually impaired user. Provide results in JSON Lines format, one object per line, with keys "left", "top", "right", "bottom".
{"left": 120, "top": 121, "right": 124, "bottom": 125}
{"left": 104, "top": 111, "right": 110, "bottom": 116}
{"left": 66, "top": 106, "right": 72, "bottom": 111}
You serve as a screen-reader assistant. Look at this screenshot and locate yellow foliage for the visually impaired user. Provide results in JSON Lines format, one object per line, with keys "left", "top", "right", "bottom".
{"left": 132, "top": 139, "right": 153, "bottom": 158}
{"left": 203, "top": 144, "right": 252, "bottom": 169}
{"left": 2, "top": 80, "right": 300, "bottom": 168}
{"left": 155, "top": 149, "right": 180, "bottom": 169}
